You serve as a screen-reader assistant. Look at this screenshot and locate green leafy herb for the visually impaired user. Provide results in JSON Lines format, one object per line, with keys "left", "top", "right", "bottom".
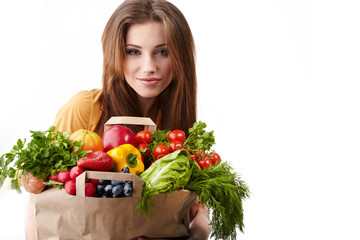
{"left": 149, "top": 129, "right": 170, "bottom": 147}
{"left": 0, "top": 126, "right": 88, "bottom": 192}
{"left": 183, "top": 121, "right": 216, "bottom": 154}
{"left": 186, "top": 162, "right": 250, "bottom": 239}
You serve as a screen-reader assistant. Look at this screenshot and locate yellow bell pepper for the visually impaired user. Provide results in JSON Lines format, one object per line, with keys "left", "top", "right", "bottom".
{"left": 107, "top": 144, "right": 144, "bottom": 175}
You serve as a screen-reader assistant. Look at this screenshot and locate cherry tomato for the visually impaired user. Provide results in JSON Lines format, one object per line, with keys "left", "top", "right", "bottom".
{"left": 176, "top": 147, "right": 190, "bottom": 156}
{"left": 190, "top": 149, "right": 206, "bottom": 161}
{"left": 135, "top": 130, "right": 152, "bottom": 144}
{"left": 137, "top": 143, "right": 151, "bottom": 158}
{"left": 197, "top": 157, "right": 211, "bottom": 170}
{"left": 168, "top": 130, "right": 186, "bottom": 143}
{"left": 169, "top": 140, "right": 184, "bottom": 152}
{"left": 153, "top": 144, "right": 170, "bottom": 160}
{"left": 209, "top": 152, "right": 221, "bottom": 165}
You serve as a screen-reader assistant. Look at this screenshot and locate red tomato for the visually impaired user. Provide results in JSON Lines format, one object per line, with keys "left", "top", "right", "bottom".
{"left": 137, "top": 143, "right": 151, "bottom": 158}
{"left": 153, "top": 144, "right": 170, "bottom": 160}
{"left": 168, "top": 130, "right": 186, "bottom": 143}
{"left": 190, "top": 149, "right": 206, "bottom": 161}
{"left": 135, "top": 130, "right": 152, "bottom": 144}
{"left": 169, "top": 140, "right": 184, "bottom": 152}
{"left": 209, "top": 152, "right": 221, "bottom": 165}
{"left": 197, "top": 157, "right": 212, "bottom": 170}
{"left": 176, "top": 147, "right": 190, "bottom": 156}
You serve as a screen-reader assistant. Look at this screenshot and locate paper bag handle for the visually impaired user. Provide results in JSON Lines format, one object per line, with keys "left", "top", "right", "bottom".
{"left": 104, "top": 116, "right": 156, "bottom": 133}
{"left": 76, "top": 171, "right": 143, "bottom": 198}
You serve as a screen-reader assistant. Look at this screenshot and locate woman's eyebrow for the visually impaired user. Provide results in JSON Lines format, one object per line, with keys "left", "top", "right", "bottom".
{"left": 126, "top": 44, "right": 141, "bottom": 48}
{"left": 125, "top": 43, "right": 166, "bottom": 48}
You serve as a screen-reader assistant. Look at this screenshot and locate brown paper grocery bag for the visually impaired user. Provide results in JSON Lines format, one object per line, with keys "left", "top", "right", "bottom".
{"left": 29, "top": 171, "right": 197, "bottom": 240}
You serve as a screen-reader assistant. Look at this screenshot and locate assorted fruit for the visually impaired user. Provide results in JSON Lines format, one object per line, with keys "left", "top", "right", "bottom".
{"left": 0, "top": 121, "right": 221, "bottom": 196}
{"left": 0, "top": 120, "right": 250, "bottom": 239}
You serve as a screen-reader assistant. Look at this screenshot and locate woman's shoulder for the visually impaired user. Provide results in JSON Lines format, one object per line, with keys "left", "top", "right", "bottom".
{"left": 54, "top": 89, "right": 103, "bottom": 133}
{"left": 70, "top": 89, "right": 102, "bottom": 105}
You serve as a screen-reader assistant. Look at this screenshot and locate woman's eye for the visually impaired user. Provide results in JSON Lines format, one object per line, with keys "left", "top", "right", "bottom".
{"left": 155, "top": 48, "right": 168, "bottom": 56}
{"left": 126, "top": 49, "right": 140, "bottom": 55}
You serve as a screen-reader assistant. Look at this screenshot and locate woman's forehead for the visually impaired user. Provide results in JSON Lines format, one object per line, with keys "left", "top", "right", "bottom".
{"left": 125, "top": 21, "right": 166, "bottom": 46}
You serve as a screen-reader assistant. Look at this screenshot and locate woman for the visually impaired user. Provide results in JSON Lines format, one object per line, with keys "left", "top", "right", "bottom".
{"left": 54, "top": 0, "right": 197, "bottom": 136}
{"left": 30, "top": 0, "right": 210, "bottom": 239}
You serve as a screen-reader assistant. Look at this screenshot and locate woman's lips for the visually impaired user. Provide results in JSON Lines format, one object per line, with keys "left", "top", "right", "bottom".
{"left": 137, "top": 78, "right": 161, "bottom": 86}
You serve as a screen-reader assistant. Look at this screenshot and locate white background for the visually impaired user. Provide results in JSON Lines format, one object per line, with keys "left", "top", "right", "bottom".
{"left": 1, "top": 0, "right": 360, "bottom": 239}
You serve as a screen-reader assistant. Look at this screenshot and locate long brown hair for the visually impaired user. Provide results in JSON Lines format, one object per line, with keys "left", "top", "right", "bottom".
{"left": 95, "top": 0, "right": 197, "bottom": 135}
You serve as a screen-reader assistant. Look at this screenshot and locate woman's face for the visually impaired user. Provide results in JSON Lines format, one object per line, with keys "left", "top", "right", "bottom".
{"left": 123, "top": 21, "right": 173, "bottom": 100}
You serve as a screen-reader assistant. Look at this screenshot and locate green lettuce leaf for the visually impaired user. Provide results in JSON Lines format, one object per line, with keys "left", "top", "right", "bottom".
{"left": 137, "top": 150, "right": 193, "bottom": 216}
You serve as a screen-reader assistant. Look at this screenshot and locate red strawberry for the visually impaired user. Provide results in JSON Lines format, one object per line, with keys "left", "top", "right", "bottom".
{"left": 77, "top": 151, "right": 114, "bottom": 171}
{"left": 90, "top": 178, "right": 100, "bottom": 185}
{"left": 85, "top": 182, "right": 96, "bottom": 197}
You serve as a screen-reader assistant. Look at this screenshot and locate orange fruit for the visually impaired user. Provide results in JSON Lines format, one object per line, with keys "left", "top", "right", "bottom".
{"left": 69, "top": 129, "right": 103, "bottom": 154}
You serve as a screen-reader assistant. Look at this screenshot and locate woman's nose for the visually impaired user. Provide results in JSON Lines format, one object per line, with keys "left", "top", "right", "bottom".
{"left": 142, "top": 55, "right": 156, "bottom": 73}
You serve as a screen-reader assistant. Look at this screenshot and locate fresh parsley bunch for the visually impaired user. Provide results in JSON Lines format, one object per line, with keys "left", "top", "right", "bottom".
{"left": 0, "top": 126, "right": 88, "bottom": 192}
{"left": 183, "top": 121, "right": 216, "bottom": 153}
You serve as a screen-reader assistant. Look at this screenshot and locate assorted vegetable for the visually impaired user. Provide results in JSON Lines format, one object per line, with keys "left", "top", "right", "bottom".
{"left": 0, "top": 120, "right": 250, "bottom": 239}
{"left": 137, "top": 149, "right": 249, "bottom": 239}
{"left": 0, "top": 126, "right": 88, "bottom": 193}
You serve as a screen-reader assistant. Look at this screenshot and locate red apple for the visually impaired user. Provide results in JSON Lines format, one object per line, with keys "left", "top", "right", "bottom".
{"left": 102, "top": 125, "right": 136, "bottom": 152}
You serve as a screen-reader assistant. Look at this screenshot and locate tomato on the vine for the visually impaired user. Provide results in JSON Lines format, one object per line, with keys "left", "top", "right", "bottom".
{"left": 190, "top": 149, "right": 206, "bottom": 161}
{"left": 169, "top": 140, "right": 183, "bottom": 152}
{"left": 176, "top": 147, "right": 190, "bottom": 156}
{"left": 209, "top": 152, "right": 221, "bottom": 165}
{"left": 135, "top": 130, "right": 152, "bottom": 144}
{"left": 153, "top": 144, "right": 170, "bottom": 160}
{"left": 168, "top": 130, "right": 186, "bottom": 143}
{"left": 137, "top": 143, "right": 151, "bottom": 158}
{"left": 197, "top": 156, "right": 211, "bottom": 170}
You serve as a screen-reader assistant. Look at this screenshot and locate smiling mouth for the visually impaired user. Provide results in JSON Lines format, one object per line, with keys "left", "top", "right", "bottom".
{"left": 137, "top": 78, "right": 161, "bottom": 86}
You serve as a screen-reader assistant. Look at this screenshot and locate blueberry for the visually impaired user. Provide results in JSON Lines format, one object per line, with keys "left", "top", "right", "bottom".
{"left": 99, "top": 179, "right": 111, "bottom": 186}
{"left": 126, "top": 181, "right": 133, "bottom": 186}
{"left": 112, "top": 185, "right": 124, "bottom": 197}
{"left": 121, "top": 167, "right": 130, "bottom": 173}
{"left": 123, "top": 182, "right": 133, "bottom": 197}
{"left": 104, "top": 184, "right": 113, "bottom": 195}
{"left": 96, "top": 184, "right": 105, "bottom": 196}
{"left": 111, "top": 180, "right": 125, "bottom": 185}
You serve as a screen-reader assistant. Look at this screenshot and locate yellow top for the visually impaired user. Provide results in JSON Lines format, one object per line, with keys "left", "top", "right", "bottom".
{"left": 54, "top": 89, "right": 103, "bottom": 133}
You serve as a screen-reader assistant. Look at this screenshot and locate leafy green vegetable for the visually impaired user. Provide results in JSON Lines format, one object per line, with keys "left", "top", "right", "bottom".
{"left": 0, "top": 126, "right": 88, "bottom": 192}
{"left": 186, "top": 162, "right": 250, "bottom": 239}
{"left": 183, "top": 121, "right": 216, "bottom": 153}
{"left": 137, "top": 150, "right": 193, "bottom": 216}
{"left": 137, "top": 150, "right": 250, "bottom": 239}
{"left": 149, "top": 129, "right": 170, "bottom": 147}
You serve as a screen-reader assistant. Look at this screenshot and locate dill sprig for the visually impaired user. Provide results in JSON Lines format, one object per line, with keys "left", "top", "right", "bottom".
{"left": 186, "top": 161, "right": 250, "bottom": 239}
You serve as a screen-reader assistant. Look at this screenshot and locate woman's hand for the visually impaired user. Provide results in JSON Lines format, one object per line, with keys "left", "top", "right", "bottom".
{"left": 187, "top": 198, "right": 211, "bottom": 240}
{"left": 138, "top": 198, "right": 210, "bottom": 240}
